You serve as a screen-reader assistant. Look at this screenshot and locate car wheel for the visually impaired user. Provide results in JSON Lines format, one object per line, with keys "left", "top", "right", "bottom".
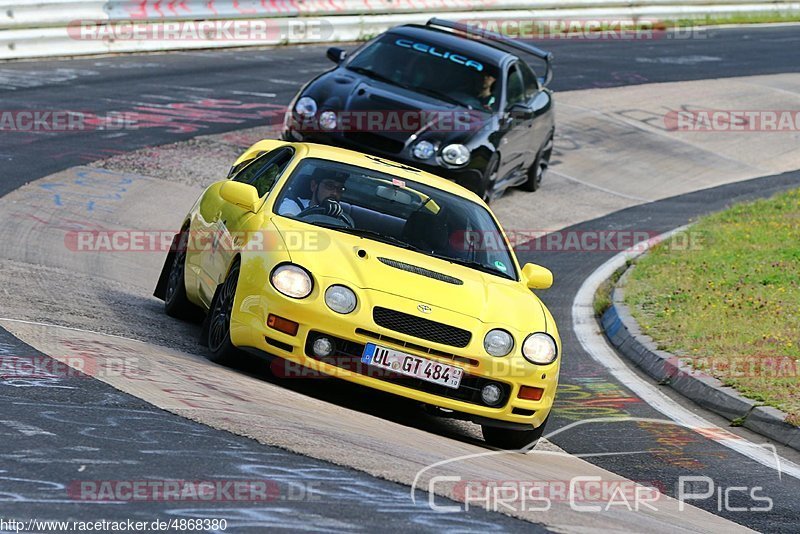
{"left": 164, "top": 229, "right": 197, "bottom": 319}
{"left": 521, "top": 133, "right": 553, "bottom": 192}
{"left": 205, "top": 260, "right": 242, "bottom": 365}
{"left": 481, "top": 416, "right": 548, "bottom": 450}
{"left": 478, "top": 156, "right": 499, "bottom": 204}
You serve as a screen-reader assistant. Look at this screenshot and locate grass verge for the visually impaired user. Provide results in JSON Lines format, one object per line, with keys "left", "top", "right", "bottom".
{"left": 622, "top": 189, "right": 800, "bottom": 425}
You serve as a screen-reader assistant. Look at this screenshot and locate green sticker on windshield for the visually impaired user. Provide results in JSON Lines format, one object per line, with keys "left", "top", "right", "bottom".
{"left": 494, "top": 261, "right": 507, "bottom": 272}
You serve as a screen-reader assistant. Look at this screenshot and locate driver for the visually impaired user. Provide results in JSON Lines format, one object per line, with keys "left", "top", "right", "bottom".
{"left": 476, "top": 74, "right": 496, "bottom": 111}
{"left": 278, "top": 168, "right": 353, "bottom": 225}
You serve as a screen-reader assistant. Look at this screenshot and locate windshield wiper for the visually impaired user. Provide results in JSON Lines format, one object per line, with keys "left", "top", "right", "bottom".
{"left": 347, "top": 66, "right": 408, "bottom": 89}
{"left": 315, "top": 223, "right": 423, "bottom": 252}
{"left": 410, "top": 86, "right": 472, "bottom": 109}
{"left": 431, "top": 253, "right": 515, "bottom": 280}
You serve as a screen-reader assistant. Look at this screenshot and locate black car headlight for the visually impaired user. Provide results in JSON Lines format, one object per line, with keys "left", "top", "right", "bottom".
{"left": 295, "top": 96, "right": 317, "bottom": 118}
{"left": 441, "top": 144, "right": 470, "bottom": 166}
{"left": 412, "top": 140, "right": 435, "bottom": 160}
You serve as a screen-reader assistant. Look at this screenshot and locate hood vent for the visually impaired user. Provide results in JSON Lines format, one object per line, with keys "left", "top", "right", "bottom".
{"left": 378, "top": 257, "right": 463, "bottom": 285}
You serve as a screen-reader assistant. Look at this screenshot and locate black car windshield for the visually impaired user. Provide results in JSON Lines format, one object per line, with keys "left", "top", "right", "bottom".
{"left": 346, "top": 34, "right": 501, "bottom": 112}
{"left": 273, "top": 158, "right": 517, "bottom": 280}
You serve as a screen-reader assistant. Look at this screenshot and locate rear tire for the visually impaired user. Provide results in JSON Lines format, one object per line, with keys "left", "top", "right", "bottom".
{"left": 204, "top": 261, "right": 242, "bottom": 365}
{"left": 521, "top": 133, "right": 553, "bottom": 192}
{"left": 482, "top": 416, "right": 548, "bottom": 450}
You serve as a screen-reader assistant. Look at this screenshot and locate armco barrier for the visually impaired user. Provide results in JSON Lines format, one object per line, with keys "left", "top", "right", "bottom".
{"left": 1, "top": 1, "right": 799, "bottom": 59}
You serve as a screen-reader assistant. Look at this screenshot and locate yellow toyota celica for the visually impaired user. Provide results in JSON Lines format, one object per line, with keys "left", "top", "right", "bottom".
{"left": 154, "top": 140, "right": 560, "bottom": 449}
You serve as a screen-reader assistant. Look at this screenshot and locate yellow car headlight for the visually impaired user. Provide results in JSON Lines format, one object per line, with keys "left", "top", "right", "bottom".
{"left": 522, "top": 333, "right": 558, "bottom": 365}
{"left": 271, "top": 264, "right": 313, "bottom": 299}
{"left": 484, "top": 329, "right": 513, "bottom": 357}
{"left": 324, "top": 284, "right": 357, "bottom": 314}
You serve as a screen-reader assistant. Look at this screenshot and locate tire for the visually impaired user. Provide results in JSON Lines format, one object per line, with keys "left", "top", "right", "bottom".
{"left": 164, "top": 230, "right": 198, "bottom": 319}
{"left": 482, "top": 416, "right": 548, "bottom": 450}
{"left": 477, "top": 156, "right": 499, "bottom": 204}
{"left": 521, "top": 133, "right": 553, "bottom": 192}
{"left": 204, "top": 260, "right": 242, "bottom": 365}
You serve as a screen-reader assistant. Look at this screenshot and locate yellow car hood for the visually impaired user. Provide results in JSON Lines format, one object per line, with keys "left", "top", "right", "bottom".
{"left": 271, "top": 217, "right": 546, "bottom": 329}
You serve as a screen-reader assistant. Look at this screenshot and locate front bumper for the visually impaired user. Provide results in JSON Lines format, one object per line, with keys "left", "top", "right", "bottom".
{"left": 230, "top": 281, "right": 559, "bottom": 429}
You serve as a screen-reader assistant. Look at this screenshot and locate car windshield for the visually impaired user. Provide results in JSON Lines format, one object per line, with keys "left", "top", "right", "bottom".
{"left": 346, "top": 33, "right": 501, "bottom": 112}
{"left": 273, "top": 158, "right": 517, "bottom": 280}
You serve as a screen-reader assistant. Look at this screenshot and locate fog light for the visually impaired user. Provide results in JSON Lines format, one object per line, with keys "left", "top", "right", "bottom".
{"left": 481, "top": 383, "right": 503, "bottom": 406}
{"left": 518, "top": 386, "right": 544, "bottom": 401}
{"left": 312, "top": 336, "right": 334, "bottom": 358}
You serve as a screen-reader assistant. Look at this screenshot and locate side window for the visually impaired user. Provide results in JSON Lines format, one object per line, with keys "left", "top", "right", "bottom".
{"left": 505, "top": 65, "right": 525, "bottom": 109}
{"left": 518, "top": 62, "right": 540, "bottom": 98}
{"left": 233, "top": 147, "right": 294, "bottom": 197}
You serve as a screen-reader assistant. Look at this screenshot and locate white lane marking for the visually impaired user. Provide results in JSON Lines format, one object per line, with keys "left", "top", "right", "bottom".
{"left": 635, "top": 55, "right": 721, "bottom": 65}
{"left": 267, "top": 78, "right": 301, "bottom": 86}
{"left": 0, "top": 420, "right": 55, "bottom": 436}
{"left": 572, "top": 227, "right": 800, "bottom": 480}
{"left": 549, "top": 169, "right": 651, "bottom": 202}
{"left": 229, "top": 90, "right": 278, "bottom": 98}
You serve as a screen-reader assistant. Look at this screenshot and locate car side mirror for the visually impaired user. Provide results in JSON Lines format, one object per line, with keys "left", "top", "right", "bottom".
{"left": 507, "top": 102, "right": 534, "bottom": 120}
{"left": 326, "top": 47, "right": 346, "bottom": 64}
{"left": 522, "top": 263, "right": 553, "bottom": 289}
{"left": 220, "top": 181, "right": 260, "bottom": 213}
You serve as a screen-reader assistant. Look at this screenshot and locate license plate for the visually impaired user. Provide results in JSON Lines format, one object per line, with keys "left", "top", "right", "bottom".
{"left": 361, "top": 343, "right": 463, "bottom": 389}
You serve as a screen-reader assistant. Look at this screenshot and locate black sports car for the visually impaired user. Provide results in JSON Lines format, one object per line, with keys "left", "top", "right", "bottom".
{"left": 282, "top": 18, "right": 555, "bottom": 202}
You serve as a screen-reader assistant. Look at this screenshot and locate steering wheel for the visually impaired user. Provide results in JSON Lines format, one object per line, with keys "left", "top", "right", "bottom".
{"left": 297, "top": 199, "right": 355, "bottom": 228}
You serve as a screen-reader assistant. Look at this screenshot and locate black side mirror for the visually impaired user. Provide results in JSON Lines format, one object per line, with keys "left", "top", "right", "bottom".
{"left": 326, "top": 47, "right": 346, "bottom": 64}
{"left": 507, "top": 102, "right": 534, "bottom": 120}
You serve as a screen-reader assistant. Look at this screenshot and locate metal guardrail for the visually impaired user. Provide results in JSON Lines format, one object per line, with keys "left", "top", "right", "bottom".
{"left": 1, "top": 1, "right": 798, "bottom": 59}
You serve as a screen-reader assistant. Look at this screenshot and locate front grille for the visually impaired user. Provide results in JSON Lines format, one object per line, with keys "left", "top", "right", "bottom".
{"left": 344, "top": 132, "right": 404, "bottom": 154}
{"left": 378, "top": 257, "right": 463, "bottom": 285}
{"left": 304, "top": 331, "right": 510, "bottom": 408}
{"left": 373, "top": 307, "right": 472, "bottom": 348}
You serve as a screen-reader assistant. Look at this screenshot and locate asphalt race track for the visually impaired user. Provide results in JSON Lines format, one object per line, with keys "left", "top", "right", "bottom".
{"left": 1, "top": 25, "right": 799, "bottom": 532}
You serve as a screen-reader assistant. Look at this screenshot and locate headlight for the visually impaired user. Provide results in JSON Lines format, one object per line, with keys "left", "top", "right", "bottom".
{"left": 412, "top": 140, "right": 435, "bottom": 160}
{"left": 319, "top": 111, "right": 337, "bottom": 130}
{"left": 441, "top": 144, "right": 470, "bottom": 166}
{"left": 295, "top": 96, "right": 317, "bottom": 118}
{"left": 324, "top": 285, "right": 357, "bottom": 314}
{"left": 484, "top": 329, "right": 513, "bottom": 357}
{"left": 270, "top": 264, "right": 313, "bottom": 299}
{"left": 522, "top": 333, "right": 558, "bottom": 365}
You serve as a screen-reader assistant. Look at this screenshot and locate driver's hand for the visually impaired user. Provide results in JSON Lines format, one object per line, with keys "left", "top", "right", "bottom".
{"left": 320, "top": 198, "right": 343, "bottom": 218}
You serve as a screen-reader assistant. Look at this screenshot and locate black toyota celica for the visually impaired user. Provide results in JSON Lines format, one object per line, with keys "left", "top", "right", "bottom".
{"left": 283, "top": 18, "right": 555, "bottom": 203}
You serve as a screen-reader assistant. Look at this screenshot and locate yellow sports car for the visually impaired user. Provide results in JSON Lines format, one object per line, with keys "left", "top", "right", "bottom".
{"left": 154, "top": 140, "right": 561, "bottom": 449}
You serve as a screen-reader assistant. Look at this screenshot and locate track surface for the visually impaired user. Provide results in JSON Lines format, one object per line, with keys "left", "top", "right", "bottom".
{"left": 1, "top": 25, "right": 799, "bottom": 531}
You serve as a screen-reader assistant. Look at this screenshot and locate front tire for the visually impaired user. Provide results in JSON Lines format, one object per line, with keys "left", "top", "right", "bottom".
{"left": 164, "top": 230, "right": 198, "bottom": 319}
{"left": 521, "top": 133, "right": 553, "bottom": 192}
{"left": 477, "top": 156, "right": 499, "bottom": 204}
{"left": 482, "top": 416, "right": 548, "bottom": 450}
{"left": 205, "top": 260, "right": 242, "bottom": 365}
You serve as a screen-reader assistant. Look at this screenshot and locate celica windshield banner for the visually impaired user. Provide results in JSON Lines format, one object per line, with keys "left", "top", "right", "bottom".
{"left": 394, "top": 39, "right": 484, "bottom": 72}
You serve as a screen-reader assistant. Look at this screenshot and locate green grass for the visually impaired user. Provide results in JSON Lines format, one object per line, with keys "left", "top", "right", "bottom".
{"left": 623, "top": 188, "right": 800, "bottom": 426}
